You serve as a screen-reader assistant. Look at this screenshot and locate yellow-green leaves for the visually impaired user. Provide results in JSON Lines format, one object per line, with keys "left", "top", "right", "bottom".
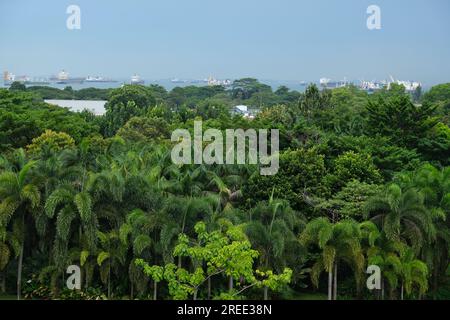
{"left": 256, "top": 268, "right": 292, "bottom": 291}
{"left": 80, "top": 250, "right": 89, "bottom": 267}
{"left": 26, "top": 129, "right": 75, "bottom": 156}
{"left": 136, "top": 221, "right": 292, "bottom": 299}
{"left": 97, "top": 251, "right": 110, "bottom": 266}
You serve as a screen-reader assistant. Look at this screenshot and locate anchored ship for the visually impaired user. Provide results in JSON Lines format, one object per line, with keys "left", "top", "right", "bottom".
{"left": 51, "top": 70, "right": 84, "bottom": 84}
{"left": 85, "top": 76, "right": 118, "bottom": 83}
{"left": 131, "top": 74, "right": 144, "bottom": 85}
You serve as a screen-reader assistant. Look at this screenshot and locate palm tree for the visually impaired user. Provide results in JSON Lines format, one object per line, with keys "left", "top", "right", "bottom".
{"left": 300, "top": 218, "right": 365, "bottom": 300}
{"left": 96, "top": 230, "right": 127, "bottom": 299}
{"left": 364, "top": 183, "right": 434, "bottom": 252}
{"left": 366, "top": 236, "right": 403, "bottom": 299}
{"left": 366, "top": 233, "right": 429, "bottom": 300}
{"left": 245, "top": 194, "right": 302, "bottom": 300}
{"left": 408, "top": 164, "right": 450, "bottom": 294}
{"left": 45, "top": 182, "right": 97, "bottom": 260}
{"left": 0, "top": 225, "right": 21, "bottom": 293}
{"left": 45, "top": 163, "right": 120, "bottom": 289}
{"left": 398, "top": 246, "right": 428, "bottom": 299}
{"left": 0, "top": 154, "right": 40, "bottom": 300}
{"left": 162, "top": 195, "right": 216, "bottom": 268}
{"left": 120, "top": 209, "right": 160, "bottom": 299}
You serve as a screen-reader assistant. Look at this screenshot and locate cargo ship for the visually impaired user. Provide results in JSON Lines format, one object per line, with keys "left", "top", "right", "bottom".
{"left": 50, "top": 70, "right": 84, "bottom": 84}
{"left": 85, "top": 76, "right": 118, "bottom": 83}
{"left": 130, "top": 74, "right": 144, "bottom": 85}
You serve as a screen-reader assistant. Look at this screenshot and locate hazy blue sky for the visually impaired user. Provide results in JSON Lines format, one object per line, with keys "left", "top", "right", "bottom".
{"left": 1, "top": 0, "right": 449, "bottom": 85}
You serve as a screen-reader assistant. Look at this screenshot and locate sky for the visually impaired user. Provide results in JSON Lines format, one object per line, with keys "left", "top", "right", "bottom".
{"left": 1, "top": 0, "right": 449, "bottom": 85}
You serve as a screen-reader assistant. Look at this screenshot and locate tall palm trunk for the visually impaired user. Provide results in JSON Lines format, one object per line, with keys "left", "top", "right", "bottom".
{"left": 17, "top": 241, "right": 24, "bottom": 300}
{"left": 401, "top": 283, "right": 404, "bottom": 300}
{"left": 328, "top": 269, "right": 333, "bottom": 300}
{"left": 107, "top": 262, "right": 111, "bottom": 299}
{"left": 333, "top": 262, "right": 338, "bottom": 300}
{"left": 85, "top": 265, "right": 89, "bottom": 289}
{"left": 432, "top": 254, "right": 439, "bottom": 296}
{"left": 229, "top": 276, "right": 233, "bottom": 292}
{"left": 153, "top": 280, "right": 158, "bottom": 300}
{"left": 193, "top": 288, "right": 198, "bottom": 300}
{"left": 263, "top": 286, "right": 268, "bottom": 300}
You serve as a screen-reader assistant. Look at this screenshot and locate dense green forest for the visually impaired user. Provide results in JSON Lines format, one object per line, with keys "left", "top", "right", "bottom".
{"left": 0, "top": 79, "right": 449, "bottom": 300}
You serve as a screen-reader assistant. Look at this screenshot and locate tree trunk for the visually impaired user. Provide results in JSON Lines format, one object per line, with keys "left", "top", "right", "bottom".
{"left": 401, "top": 283, "right": 404, "bottom": 300}
{"left": 193, "top": 288, "right": 198, "bottom": 300}
{"left": 207, "top": 277, "right": 211, "bottom": 300}
{"left": 17, "top": 242, "right": 24, "bottom": 300}
{"left": 153, "top": 280, "right": 157, "bottom": 300}
{"left": 108, "top": 263, "right": 111, "bottom": 299}
{"left": 263, "top": 286, "right": 268, "bottom": 300}
{"left": 381, "top": 280, "right": 385, "bottom": 300}
{"left": 333, "top": 262, "right": 337, "bottom": 300}
{"left": 85, "top": 266, "right": 89, "bottom": 289}
{"left": 229, "top": 276, "right": 233, "bottom": 292}
{"left": 432, "top": 255, "right": 439, "bottom": 296}
{"left": 328, "top": 269, "right": 333, "bottom": 301}
{"left": 130, "top": 281, "right": 134, "bottom": 300}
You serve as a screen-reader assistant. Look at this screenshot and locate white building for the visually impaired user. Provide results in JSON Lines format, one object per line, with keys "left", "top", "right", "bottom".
{"left": 233, "top": 105, "right": 255, "bottom": 119}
